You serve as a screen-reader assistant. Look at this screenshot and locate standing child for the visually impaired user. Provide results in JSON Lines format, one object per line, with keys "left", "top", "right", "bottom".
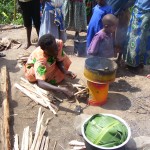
{"left": 87, "top": 14, "right": 118, "bottom": 58}
{"left": 86, "top": 0, "right": 113, "bottom": 48}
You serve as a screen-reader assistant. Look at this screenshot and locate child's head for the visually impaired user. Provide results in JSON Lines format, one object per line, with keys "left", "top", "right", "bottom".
{"left": 38, "top": 34, "right": 58, "bottom": 57}
{"left": 102, "top": 14, "right": 118, "bottom": 33}
{"left": 96, "top": 0, "right": 106, "bottom": 6}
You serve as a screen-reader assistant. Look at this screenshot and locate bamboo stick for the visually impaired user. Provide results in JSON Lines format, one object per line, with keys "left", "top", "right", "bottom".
{"left": 34, "top": 85, "right": 57, "bottom": 115}
{"left": 30, "top": 109, "right": 45, "bottom": 150}
{"left": 40, "top": 136, "right": 46, "bottom": 150}
{"left": 43, "top": 136, "right": 50, "bottom": 150}
{"left": 53, "top": 141, "right": 57, "bottom": 150}
{"left": 24, "top": 126, "right": 29, "bottom": 150}
{"left": 21, "top": 128, "right": 25, "bottom": 150}
{"left": 1, "top": 66, "right": 11, "bottom": 150}
{"left": 74, "top": 89, "right": 87, "bottom": 96}
{"left": 20, "top": 81, "right": 55, "bottom": 106}
{"left": 20, "top": 77, "right": 49, "bottom": 96}
{"left": 29, "top": 131, "right": 33, "bottom": 149}
{"left": 35, "top": 125, "right": 47, "bottom": 150}
{"left": 15, "top": 83, "right": 47, "bottom": 107}
{"left": 14, "top": 134, "right": 19, "bottom": 150}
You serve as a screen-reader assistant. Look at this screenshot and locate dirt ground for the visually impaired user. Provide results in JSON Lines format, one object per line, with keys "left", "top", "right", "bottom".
{"left": 0, "top": 27, "right": 150, "bottom": 150}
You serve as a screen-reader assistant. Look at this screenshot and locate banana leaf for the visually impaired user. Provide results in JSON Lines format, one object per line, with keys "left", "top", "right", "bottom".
{"left": 85, "top": 114, "right": 128, "bottom": 147}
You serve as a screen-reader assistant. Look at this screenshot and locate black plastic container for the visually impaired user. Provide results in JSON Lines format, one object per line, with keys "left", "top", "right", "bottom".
{"left": 74, "top": 39, "right": 87, "bottom": 57}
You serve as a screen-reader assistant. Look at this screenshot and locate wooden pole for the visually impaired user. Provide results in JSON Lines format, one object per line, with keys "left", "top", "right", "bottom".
{"left": 13, "top": 0, "right": 17, "bottom": 20}
{"left": 1, "top": 66, "right": 11, "bottom": 150}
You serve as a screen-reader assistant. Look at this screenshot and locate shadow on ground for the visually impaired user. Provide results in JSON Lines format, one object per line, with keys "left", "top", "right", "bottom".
{"left": 102, "top": 93, "right": 131, "bottom": 111}
{"left": 0, "top": 57, "right": 20, "bottom": 73}
{"left": 109, "top": 79, "right": 141, "bottom": 93}
{"left": 116, "top": 65, "right": 149, "bottom": 78}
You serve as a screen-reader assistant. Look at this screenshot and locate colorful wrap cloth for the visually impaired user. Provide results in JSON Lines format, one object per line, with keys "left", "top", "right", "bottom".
{"left": 44, "top": 2, "right": 64, "bottom": 30}
{"left": 124, "top": 7, "right": 150, "bottom": 67}
{"left": 24, "top": 39, "right": 71, "bottom": 84}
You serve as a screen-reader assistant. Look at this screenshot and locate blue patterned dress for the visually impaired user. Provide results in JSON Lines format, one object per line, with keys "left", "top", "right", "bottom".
{"left": 124, "top": 0, "right": 150, "bottom": 67}
{"left": 39, "top": 0, "right": 67, "bottom": 42}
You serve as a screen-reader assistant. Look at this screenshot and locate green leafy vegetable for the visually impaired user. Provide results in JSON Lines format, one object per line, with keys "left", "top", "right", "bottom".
{"left": 85, "top": 114, "right": 128, "bottom": 147}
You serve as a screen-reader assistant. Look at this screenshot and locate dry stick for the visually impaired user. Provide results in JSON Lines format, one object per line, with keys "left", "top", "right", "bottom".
{"left": 40, "top": 136, "right": 46, "bottom": 150}
{"left": 58, "top": 143, "right": 65, "bottom": 150}
{"left": 45, "top": 117, "right": 54, "bottom": 126}
{"left": 44, "top": 136, "right": 50, "bottom": 150}
{"left": 71, "top": 84, "right": 86, "bottom": 88}
{"left": 74, "top": 89, "right": 87, "bottom": 96}
{"left": 20, "top": 78, "right": 59, "bottom": 110}
{"left": 20, "top": 78, "right": 58, "bottom": 111}
{"left": 20, "top": 81, "right": 58, "bottom": 110}
{"left": 34, "top": 85, "right": 57, "bottom": 115}
{"left": 30, "top": 109, "right": 45, "bottom": 150}
{"left": 21, "top": 128, "right": 25, "bottom": 150}
{"left": 20, "top": 81, "right": 50, "bottom": 101}
{"left": 1, "top": 66, "right": 11, "bottom": 150}
{"left": 20, "top": 77, "right": 49, "bottom": 96}
{"left": 14, "top": 134, "right": 19, "bottom": 150}
{"left": 35, "top": 125, "right": 47, "bottom": 150}
{"left": 53, "top": 96, "right": 63, "bottom": 102}
{"left": 1, "top": 121, "right": 5, "bottom": 150}
{"left": 24, "top": 126, "right": 30, "bottom": 150}
{"left": 15, "top": 83, "right": 47, "bottom": 107}
{"left": 53, "top": 141, "right": 57, "bottom": 150}
{"left": 29, "top": 131, "right": 33, "bottom": 149}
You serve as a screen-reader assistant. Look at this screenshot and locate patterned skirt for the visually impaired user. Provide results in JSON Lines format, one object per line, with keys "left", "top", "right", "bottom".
{"left": 124, "top": 7, "right": 150, "bottom": 67}
{"left": 63, "top": 0, "right": 87, "bottom": 32}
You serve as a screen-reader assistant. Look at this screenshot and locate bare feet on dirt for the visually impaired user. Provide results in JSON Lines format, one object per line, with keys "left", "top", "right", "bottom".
{"left": 0, "top": 53, "right": 6, "bottom": 57}
{"left": 24, "top": 42, "right": 31, "bottom": 50}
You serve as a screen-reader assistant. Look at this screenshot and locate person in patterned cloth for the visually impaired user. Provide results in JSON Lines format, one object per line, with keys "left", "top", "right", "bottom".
{"left": 39, "top": 0, "right": 67, "bottom": 42}
{"left": 63, "top": 0, "right": 87, "bottom": 39}
{"left": 124, "top": 0, "right": 150, "bottom": 73}
{"left": 85, "top": 0, "right": 97, "bottom": 24}
{"left": 24, "top": 34, "right": 76, "bottom": 97}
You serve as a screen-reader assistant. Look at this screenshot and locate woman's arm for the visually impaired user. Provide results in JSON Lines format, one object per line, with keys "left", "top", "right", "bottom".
{"left": 56, "top": 61, "right": 76, "bottom": 78}
{"left": 37, "top": 79, "right": 73, "bottom": 97}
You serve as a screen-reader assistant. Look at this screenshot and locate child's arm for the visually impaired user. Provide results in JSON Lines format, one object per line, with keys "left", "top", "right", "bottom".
{"left": 87, "top": 33, "right": 102, "bottom": 56}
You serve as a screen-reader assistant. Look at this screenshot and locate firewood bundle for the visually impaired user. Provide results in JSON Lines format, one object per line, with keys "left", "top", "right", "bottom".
{"left": 13, "top": 107, "right": 50, "bottom": 150}
{"left": 15, "top": 78, "right": 58, "bottom": 115}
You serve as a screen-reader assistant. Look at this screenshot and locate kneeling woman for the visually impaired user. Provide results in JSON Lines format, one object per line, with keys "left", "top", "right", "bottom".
{"left": 24, "top": 34, "right": 76, "bottom": 97}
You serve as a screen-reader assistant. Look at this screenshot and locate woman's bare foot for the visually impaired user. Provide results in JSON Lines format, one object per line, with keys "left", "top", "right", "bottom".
{"left": 147, "top": 74, "right": 150, "bottom": 79}
{"left": 0, "top": 53, "right": 6, "bottom": 57}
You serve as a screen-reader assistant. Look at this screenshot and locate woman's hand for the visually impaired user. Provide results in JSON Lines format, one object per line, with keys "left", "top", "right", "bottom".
{"left": 60, "top": 87, "right": 74, "bottom": 98}
{"left": 65, "top": 71, "right": 77, "bottom": 79}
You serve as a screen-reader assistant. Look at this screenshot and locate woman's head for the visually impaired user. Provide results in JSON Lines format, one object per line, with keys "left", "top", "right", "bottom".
{"left": 96, "top": 0, "right": 106, "bottom": 6}
{"left": 38, "top": 34, "right": 58, "bottom": 57}
{"left": 102, "top": 14, "right": 118, "bottom": 33}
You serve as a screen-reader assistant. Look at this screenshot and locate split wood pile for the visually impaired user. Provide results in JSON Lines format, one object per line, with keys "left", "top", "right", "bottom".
{"left": 13, "top": 107, "right": 51, "bottom": 150}
{"left": 15, "top": 78, "right": 58, "bottom": 115}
